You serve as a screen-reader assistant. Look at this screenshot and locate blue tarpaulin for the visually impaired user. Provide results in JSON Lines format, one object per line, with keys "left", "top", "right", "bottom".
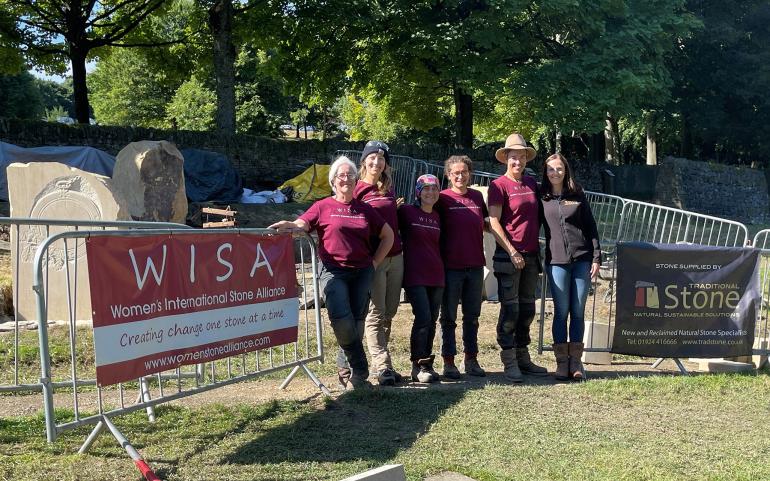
{"left": 180, "top": 148, "right": 243, "bottom": 202}
{"left": 0, "top": 141, "right": 115, "bottom": 200}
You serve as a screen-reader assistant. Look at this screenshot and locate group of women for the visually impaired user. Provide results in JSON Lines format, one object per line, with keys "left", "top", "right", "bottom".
{"left": 270, "top": 134, "right": 601, "bottom": 389}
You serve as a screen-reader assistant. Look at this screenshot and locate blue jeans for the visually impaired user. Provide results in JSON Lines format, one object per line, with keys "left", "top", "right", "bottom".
{"left": 493, "top": 253, "right": 540, "bottom": 350}
{"left": 405, "top": 285, "right": 444, "bottom": 361}
{"left": 546, "top": 261, "right": 591, "bottom": 343}
{"left": 320, "top": 263, "right": 374, "bottom": 376}
{"left": 439, "top": 267, "right": 483, "bottom": 356}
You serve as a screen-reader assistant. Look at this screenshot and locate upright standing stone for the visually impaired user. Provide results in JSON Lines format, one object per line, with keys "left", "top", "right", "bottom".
{"left": 112, "top": 140, "right": 187, "bottom": 224}
{"left": 8, "top": 162, "right": 130, "bottom": 324}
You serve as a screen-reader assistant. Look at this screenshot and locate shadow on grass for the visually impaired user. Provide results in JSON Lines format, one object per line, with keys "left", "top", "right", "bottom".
{"left": 224, "top": 387, "right": 467, "bottom": 466}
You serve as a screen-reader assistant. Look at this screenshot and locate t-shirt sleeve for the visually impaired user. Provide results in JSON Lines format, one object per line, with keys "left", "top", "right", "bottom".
{"left": 487, "top": 182, "right": 503, "bottom": 208}
{"left": 298, "top": 201, "right": 321, "bottom": 231}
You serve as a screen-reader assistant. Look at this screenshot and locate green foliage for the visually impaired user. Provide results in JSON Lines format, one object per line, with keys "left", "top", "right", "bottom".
{"left": 89, "top": 48, "right": 174, "bottom": 128}
{"left": 671, "top": 0, "right": 770, "bottom": 163}
{"left": 35, "top": 78, "right": 74, "bottom": 117}
{"left": 166, "top": 76, "right": 217, "bottom": 131}
{"left": 0, "top": 71, "right": 44, "bottom": 119}
{"left": 44, "top": 105, "right": 68, "bottom": 122}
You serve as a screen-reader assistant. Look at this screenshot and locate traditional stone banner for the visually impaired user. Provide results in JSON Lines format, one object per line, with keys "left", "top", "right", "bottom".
{"left": 612, "top": 242, "right": 760, "bottom": 358}
{"left": 86, "top": 232, "right": 298, "bottom": 386}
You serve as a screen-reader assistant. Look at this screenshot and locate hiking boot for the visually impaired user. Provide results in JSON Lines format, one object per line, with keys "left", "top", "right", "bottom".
{"left": 411, "top": 362, "right": 434, "bottom": 383}
{"left": 377, "top": 368, "right": 397, "bottom": 386}
{"left": 337, "top": 367, "right": 351, "bottom": 389}
{"left": 428, "top": 366, "right": 441, "bottom": 382}
{"left": 442, "top": 363, "right": 462, "bottom": 380}
{"left": 516, "top": 348, "right": 548, "bottom": 376}
{"left": 392, "top": 370, "right": 405, "bottom": 383}
{"left": 462, "top": 358, "right": 487, "bottom": 377}
{"left": 553, "top": 343, "right": 570, "bottom": 381}
{"left": 348, "top": 373, "right": 372, "bottom": 390}
{"left": 568, "top": 342, "right": 586, "bottom": 381}
{"left": 500, "top": 348, "right": 523, "bottom": 383}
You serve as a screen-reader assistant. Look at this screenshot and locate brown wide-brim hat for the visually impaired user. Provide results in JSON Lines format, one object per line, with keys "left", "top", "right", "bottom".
{"left": 495, "top": 133, "right": 537, "bottom": 164}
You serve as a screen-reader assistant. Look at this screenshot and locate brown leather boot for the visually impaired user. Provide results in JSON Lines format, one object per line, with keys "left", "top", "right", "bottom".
{"left": 500, "top": 348, "right": 523, "bottom": 383}
{"left": 553, "top": 343, "right": 569, "bottom": 381}
{"left": 516, "top": 347, "right": 548, "bottom": 376}
{"left": 568, "top": 342, "right": 585, "bottom": 381}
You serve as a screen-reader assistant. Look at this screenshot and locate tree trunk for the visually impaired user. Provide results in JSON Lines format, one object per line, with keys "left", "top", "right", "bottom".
{"left": 555, "top": 130, "right": 562, "bottom": 153}
{"left": 70, "top": 48, "right": 90, "bottom": 124}
{"left": 604, "top": 113, "right": 620, "bottom": 165}
{"left": 646, "top": 125, "right": 657, "bottom": 165}
{"left": 453, "top": 85, "right": 473, "bottom": 149}
{"left": 209, "top": 0, "right": 236, "bottom": 134}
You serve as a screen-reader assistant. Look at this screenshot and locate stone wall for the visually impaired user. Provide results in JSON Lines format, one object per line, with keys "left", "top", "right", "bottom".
{"left": 0, "top": 119, "right": 497, "bottom": 189}
{"left": 653, "top": 156, "right": 770, "bottom": 224}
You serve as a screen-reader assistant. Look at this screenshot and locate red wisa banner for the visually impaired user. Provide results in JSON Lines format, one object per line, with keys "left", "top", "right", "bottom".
{"left": 86, "top": 233, "right": 299, "bottom": 386}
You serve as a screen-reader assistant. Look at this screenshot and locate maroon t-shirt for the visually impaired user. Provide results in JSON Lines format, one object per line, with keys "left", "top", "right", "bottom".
{"left": 435, "top": 188, "right": 488, "bottom": 270}
{"left": 487, "top": 175, "right": 540, "bottom": 253}
{"left": 353, "top": 181, "right": 403, "bottom": 256}
{"left": 299, "top": 197, "right": 386, "bottom": 269}
{"left": 398, "top": 205, "right": 444, "bottom": 287}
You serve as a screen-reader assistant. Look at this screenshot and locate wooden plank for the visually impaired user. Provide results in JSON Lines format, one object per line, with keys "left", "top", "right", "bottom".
{"left": 203, "top": 220, "right": 236, "bottom": 228}
{"left": 202, "top": 207, "right": 237, "bottom": 216}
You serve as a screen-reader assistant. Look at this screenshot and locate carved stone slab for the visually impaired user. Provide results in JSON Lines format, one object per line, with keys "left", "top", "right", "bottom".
{"left": 8, "top": 162, "right": 130, "bottom": 324}
{"left": 112, "top": 140, "right": 187, "bottom": 224}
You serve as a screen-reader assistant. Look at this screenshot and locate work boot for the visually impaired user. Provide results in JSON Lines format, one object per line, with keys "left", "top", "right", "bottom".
{"left": 348, "top": 372, "right": 372, "bottom": 390}
{"left": 553, "top": 343, "right": 570, "bottom": 381}
{"left": 442, "top": 355, "right": 462, "bottom": 380}
{"left": 500, "top": 348, "right": 523, "bottom": 383}
{"left": 411, "top": 358, "right": 437, "bottom": 383}
{"left": 337, "top": 367, "right": 351, "bottom": 389}
{"left": 462, "top": 355, "right": 486, "bottom": 377}
{"left": 377, "top": 368, "right": 397, "bottom": 386}
{"left": 568, "top": 342, "right": 586, "bottom": 381}
{"left": 516, "top": 347, "right": 548, "bottom": 376}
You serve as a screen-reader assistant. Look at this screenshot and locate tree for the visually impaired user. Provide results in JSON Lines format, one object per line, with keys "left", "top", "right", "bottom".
{"left": 0, "top": 0, "right": 170, "bottom": 124}
{"left": 671, "top": 0, "right": 770, "bottom": 163}
{"left": 89, "top": 48, "right": 174, "bottom": 127}
{"left": 166, "top": 76, "right": 217, "bottom": 130}
{"left": 273, "top": 0, "right": 694, "bottom": 149}
{"left": 35, "top": 78, "right": 74, "bottom": 117}
{"left": 0, "top": 71, "right": 44, "bottom": 119}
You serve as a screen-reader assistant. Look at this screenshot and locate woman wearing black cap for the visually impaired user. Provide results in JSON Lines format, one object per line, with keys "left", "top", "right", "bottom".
{"left": 354, "top": 140, "right": 405, "bottom": 386}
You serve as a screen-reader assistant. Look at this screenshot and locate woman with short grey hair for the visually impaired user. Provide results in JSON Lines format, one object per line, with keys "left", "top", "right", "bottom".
{"left": 270, "top": 155, "right": 394, "bottom": 390}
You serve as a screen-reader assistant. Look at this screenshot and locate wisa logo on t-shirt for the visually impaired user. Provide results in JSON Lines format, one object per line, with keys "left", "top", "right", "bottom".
{"left": 507, "top": 183, "right": 536, "bottom": 197}
{"left": 332, "top": 205, "right": 365, "bottom": 220}
{"left": 449, "top": 197, "right": 482, "bottom": 210}
{"left": 414, "top": 215, "right": 440, "bottom": 230}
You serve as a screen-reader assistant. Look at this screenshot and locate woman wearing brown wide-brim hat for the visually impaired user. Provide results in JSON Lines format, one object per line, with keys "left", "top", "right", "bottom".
{"left": 487, "top": 133, "right": 547, "bottom": 383}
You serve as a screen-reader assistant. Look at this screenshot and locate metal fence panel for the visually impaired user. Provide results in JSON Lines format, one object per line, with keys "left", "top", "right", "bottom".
{"left": 0, "top": 218, "right": 190, "bottom": 394}
{"left": 31, "top": 228, "right": 325, "bottom": 443}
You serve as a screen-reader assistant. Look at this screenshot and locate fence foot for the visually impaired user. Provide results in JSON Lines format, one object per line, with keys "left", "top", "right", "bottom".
{"left": 102, "top": 415, "right": 161, "bottom": 481}
{"left": 280, "top": 362, "right": 331, "bottom": 396}
{"left": 78, "top": 419, "right": 104, "bottom": 454}
{"left": 651, "top": 357, "right": 689, "bottom": 375}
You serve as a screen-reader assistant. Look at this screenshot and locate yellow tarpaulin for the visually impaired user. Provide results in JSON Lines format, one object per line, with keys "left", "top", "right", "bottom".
{"left": 278, "top": 164, "right": 332, "bottom": 202}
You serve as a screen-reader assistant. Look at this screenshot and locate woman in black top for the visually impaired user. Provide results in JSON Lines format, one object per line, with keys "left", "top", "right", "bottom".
{"left": 540, "top": 153, "right": 601, "bottom": 381}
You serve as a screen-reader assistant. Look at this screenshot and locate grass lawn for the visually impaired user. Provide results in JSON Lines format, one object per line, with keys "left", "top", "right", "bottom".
{"left": 1, "top": 301, "right": 769, "bottom": 481}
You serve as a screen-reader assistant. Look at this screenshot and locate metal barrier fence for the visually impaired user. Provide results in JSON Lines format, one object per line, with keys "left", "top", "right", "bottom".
{"left": 752, "top": 230, "right": 770, "bottom": 358}
{"left": 0, "top": 218, "right": 190, "bottom": 394}
{"left": 32, "top": 228, "right": 325, "bottom": 450}
{"left": 334, "top": 150, "right": 499, "bottom": 204}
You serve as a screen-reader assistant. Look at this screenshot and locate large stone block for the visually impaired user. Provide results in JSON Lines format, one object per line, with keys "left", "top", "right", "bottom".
{"left": 340, "top": 465, "right": 406, "bottom": 481}
{"left": 112, "top": 140, "right": 187, "bottom": 224}
{"left": 8, "top": 162, "right": 130, "bottom": 323}
{"left": 582, "top": 321, "right": 614, "bottom": 365}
